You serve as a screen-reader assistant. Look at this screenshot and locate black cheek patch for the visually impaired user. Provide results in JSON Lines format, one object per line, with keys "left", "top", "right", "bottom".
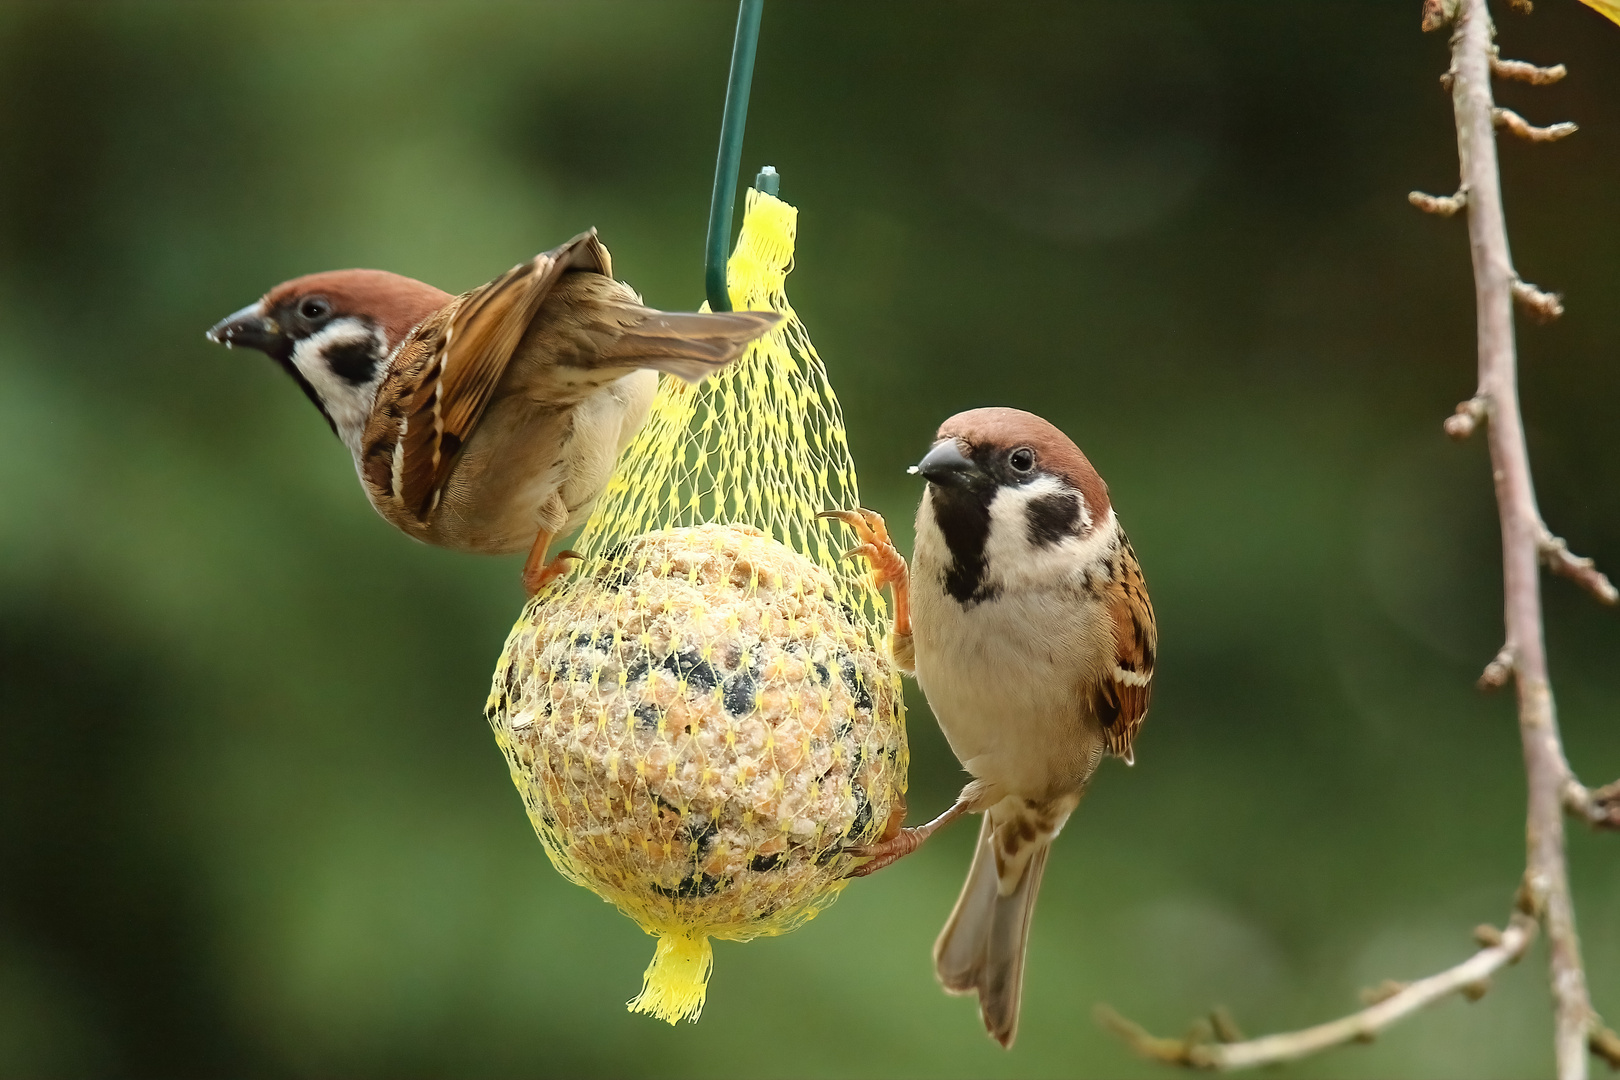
{"left": 1025, "top": 491, "right": 1082, "bottom": 547}
{"left": 325, "top": 338, "right": 383, "bottom": 386}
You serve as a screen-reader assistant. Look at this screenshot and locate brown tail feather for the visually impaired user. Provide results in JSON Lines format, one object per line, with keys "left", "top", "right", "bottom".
{"left": 604, "top": 310, "right": 782, "bottom": 384}
{"left": 934, "top": 813, "right": 1049, "bottom": 1048}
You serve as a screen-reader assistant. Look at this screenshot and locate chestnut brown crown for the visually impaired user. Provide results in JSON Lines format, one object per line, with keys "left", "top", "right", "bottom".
{"left": 261, "top": 269, "right": 452, "bottom": 352}
{"left": 936, "top": 407, "right": 1110, "bottom": 520}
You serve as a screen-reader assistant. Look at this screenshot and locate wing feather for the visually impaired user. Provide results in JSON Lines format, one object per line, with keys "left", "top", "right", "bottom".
{"left": 393, "top": 230, "right": 611, "bottom": 520}
{"left": 1092, "top": 535, "right": 1156, "bottom": 764}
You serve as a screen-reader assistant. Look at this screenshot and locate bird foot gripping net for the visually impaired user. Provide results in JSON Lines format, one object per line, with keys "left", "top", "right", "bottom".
{"left": 485, "top": 188, "right": 908, "bottom": 1023}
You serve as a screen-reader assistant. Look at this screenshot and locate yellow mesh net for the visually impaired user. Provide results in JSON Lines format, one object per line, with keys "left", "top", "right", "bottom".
{"left": 485, "top": 188, "right": 907, "bottom": 1024}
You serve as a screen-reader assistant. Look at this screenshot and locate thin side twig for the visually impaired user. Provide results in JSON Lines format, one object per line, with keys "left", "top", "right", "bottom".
{"left": 1492, "top": 54, "right": 1567, "bottom": 83}
{"left": 1096, "top": 917, "right": 1538, "bottom": 1071}
{"left": 1494, "top": 107, "right": 1578, "bottom": 141}
{"left": 1538, "top": 532, "right": 1619, "bottom": 604}
{"left": 1512, "top": 278, "right": 1566, "bottom": 322}
{"left": 1592, "top": 1024, "right": 1620, "bottom": 1068}
{"left": 1410, "top": 188, "right": 1469, "bottom": 216}
{"left": 1563, "top": 778, "right": 1620, "bottom": 831}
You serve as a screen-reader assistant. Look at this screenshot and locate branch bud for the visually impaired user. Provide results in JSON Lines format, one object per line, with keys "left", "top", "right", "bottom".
{"left": 1410, "top": 188, "right": 1467, "bottom": 216}
{"left": 1494, "top": 108, "right": 1578, "bottom": 143}
{"left": 1445, "top": 396, "right": 1487, "bottom": 439}
{"left": 1360, "top": 980, "right": 1408, "bottom": 1005}
{"left": 1479, "top": 645, "right": 1514, "bottom": 691}
{"left": 1421, "top": 0, "right": 1463, "bottom": 30}
{"left": 1517, "top": 872, "right": 1550, "bottom": 919}
{"left": 1538, "top": 534, "right": 1620, "bottom": 604}
{"left": 1492, "top": 56, "right": 1567, "bottom": 85}
{"left": 1210, "top": 1007, "right": 1245, "bottom": 1044}
{"left": 1512, "top": 279, "right": 1565, "bottom": 323}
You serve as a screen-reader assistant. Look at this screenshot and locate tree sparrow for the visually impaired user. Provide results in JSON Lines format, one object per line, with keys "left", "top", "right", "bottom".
{"left": 208, "top": 231, "right": 780, "bottom": 593}
{"left": 823, "top": 407, "right": 1156, "bottom": 1048}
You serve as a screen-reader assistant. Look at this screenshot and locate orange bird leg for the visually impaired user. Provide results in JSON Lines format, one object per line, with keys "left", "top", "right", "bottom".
{"left": 818, "top": 507, "right": 912, "bottom": 645}
{"left": 844, "top": 795, "right": 973, "bottom": 879}
{"left": 521, "top": 528, "right": 582, "bottom": 596}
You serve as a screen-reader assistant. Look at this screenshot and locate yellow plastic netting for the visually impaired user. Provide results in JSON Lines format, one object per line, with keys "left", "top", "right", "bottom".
{"left": 485, "top": 189, "right": 907, "bottom": 1023}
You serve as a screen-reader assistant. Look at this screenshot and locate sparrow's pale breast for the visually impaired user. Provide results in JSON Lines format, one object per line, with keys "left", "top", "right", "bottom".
{"left": 910, "top": 485, "right": 1116, "bottom": 802}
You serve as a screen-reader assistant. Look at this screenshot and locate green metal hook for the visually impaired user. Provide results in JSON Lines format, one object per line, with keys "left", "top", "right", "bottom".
{"left": 704, "top": 0, "right": 765, "bottom": 313}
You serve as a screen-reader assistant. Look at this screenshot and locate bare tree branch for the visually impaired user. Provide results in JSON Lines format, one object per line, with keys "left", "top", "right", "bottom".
{"left": 1097, "top": 917, "right": 1538, "bottom": 1071}
{"left": 1097, "top": 1, "right": 1615, "bottom": 1075}
{"left": 1436, "top": 3, "right": 1592, "bottom": 1071}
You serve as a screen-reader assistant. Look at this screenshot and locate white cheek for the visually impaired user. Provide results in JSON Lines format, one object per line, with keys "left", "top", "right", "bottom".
{"left": 983, "top": 477, "right": 1116, "bottom": 592}
{"left": 290, "top": 318, "right": 385, "bottom": 455}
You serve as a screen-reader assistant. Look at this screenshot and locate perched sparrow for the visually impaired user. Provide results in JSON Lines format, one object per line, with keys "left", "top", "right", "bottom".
{"left": 208, "top": 231, "right": 780, "bottom": 593}
{"left": 823, "top": 407, "right": 1155, "bottom": 1048}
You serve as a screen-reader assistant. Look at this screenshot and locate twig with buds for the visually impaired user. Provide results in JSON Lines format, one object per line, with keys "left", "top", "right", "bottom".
{"left": 1099, "top": 1, "right": 1615, "bottom": 1075}
{"left": 1539, "top": 531, "right": 1619, "bottom": 604}
{"left": 1562, "top": 775, "right": 1620, "bottom": 831}
{"left": 1096, "top": 916, "right": 1537, "bottom": 1070}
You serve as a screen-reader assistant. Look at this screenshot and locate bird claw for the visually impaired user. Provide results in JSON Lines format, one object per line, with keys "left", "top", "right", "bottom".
{"left": 819, "top": 507, "right": 891, "bottom": 543}
{"left": 819, "top": 508, "right": 906, "bottom": 591}
{"left": 523, "top": 549, "right": 582, "bottom": 596}
{"left": 842, "top": 828, "right": 926, "bottom": 879}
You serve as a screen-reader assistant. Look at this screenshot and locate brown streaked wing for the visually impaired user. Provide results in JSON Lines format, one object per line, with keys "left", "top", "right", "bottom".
{"left": 394, "top": 230, "right": 612, "bottom": 520}
{"left": 1092, "top": 537, "right": 1156, "bottom": 763}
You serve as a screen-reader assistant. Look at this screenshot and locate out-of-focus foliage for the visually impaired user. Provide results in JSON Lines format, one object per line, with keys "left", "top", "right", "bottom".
{"left": 0, "top": 3, "right": 1617, "bottom": 1077}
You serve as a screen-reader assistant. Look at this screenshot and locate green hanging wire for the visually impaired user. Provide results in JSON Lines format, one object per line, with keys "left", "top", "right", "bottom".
{"left": 704, "top": 0, "right": 765, "bottom": 313}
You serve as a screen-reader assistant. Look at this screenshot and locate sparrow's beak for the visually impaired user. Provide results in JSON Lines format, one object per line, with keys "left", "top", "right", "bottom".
{"left": 207, "top": 302, "right": 282, "bottom": 354}
{"left": 911, "top": 439, "right": 980, "bottom": 489}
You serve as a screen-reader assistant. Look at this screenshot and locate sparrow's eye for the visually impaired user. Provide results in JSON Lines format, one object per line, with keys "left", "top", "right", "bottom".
{"left": 299, "top": 298, "right": 330, "bottom": 320}
{"left": 1009, "top": 447, "right": 1035, "bottom": 473}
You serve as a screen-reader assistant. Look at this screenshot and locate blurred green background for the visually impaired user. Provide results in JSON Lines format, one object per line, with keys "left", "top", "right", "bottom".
{"left": 2, "top": 2, "right": 1618, "bottom": 1077}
